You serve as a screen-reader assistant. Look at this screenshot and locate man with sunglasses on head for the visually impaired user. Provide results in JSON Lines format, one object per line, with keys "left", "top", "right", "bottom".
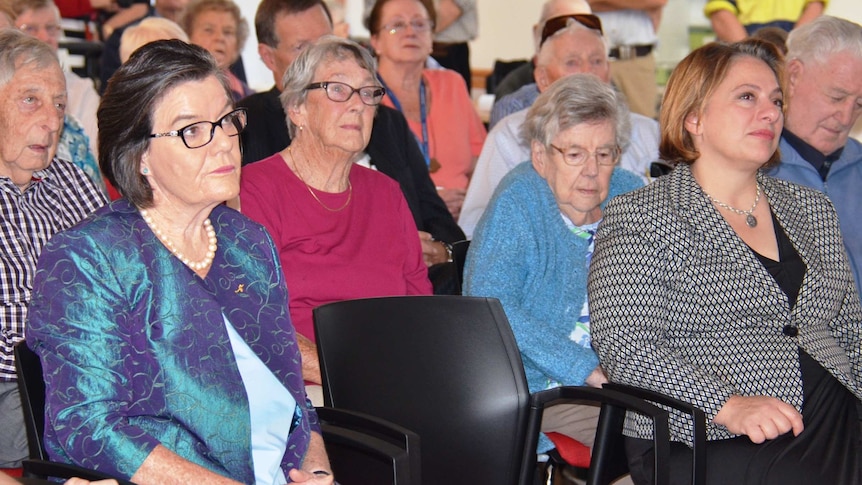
{"left": 489, "top": 0, "right": 593, "bottom": 128}
{"left": 237, "top": 0, "right": 464, "bottom": 296}
{"left": 460, "top": 10, "right": 658, "bottom": 239}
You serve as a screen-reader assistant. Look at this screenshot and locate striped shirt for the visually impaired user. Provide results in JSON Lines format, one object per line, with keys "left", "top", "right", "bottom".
{"left": 0, "top": 158, "right": 107, "bottom": 380}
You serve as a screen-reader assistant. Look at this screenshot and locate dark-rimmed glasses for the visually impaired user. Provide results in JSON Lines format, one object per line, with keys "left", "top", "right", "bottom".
{"left": 305, "top": 82, "right": 386, "bottom": 106}
{"left": 549, "top": 143, "right": 620, "bottom": 167}
{"left": 540, "top": 14, "right": 603, "bottom": 47}
{"left": 150, "top": 108, "right": 248, "bottom": 149}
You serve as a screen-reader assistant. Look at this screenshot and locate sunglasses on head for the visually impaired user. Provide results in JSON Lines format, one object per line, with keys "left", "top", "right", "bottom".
{"left": 540, "top": 14, "right": 603, "bottom": 47}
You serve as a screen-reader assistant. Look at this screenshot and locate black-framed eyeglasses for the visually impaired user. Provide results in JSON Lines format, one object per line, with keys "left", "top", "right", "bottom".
{"left": 305, "top": 82, "right": 386, "bottom": 106}
{"left": 549, "top": 143, "right": 620, "bottom": 167}
{"left": 150, "top": 108, "right": 248, "bottom": 149}
{"left": 540, "top": 14, "right": 603, "bottom": 47}
{"left": 381, "top": 18, "right": 434, "bottom": 35}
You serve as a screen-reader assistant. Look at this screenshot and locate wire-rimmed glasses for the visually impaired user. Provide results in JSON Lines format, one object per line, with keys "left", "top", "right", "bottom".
{"left": 549, "top": 143, "right": 621, "bottom": 167}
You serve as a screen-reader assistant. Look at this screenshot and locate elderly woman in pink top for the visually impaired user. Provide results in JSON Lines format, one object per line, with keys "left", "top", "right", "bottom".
{"left": 368, "top": 0, "right": 486, "bottom": 220}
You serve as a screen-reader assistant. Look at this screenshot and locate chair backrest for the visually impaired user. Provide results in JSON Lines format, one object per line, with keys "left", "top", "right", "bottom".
{"left": 313, "top": 296, "right": 531, "bottom": 485}
{"left": 486, "top": 59, "right": 530, "bottom": 96}
{"left": 317, "top": 407, "right": 421, "bottom": 485}
{"left": 14, "top": 341, "right": 47, "bottom": 461}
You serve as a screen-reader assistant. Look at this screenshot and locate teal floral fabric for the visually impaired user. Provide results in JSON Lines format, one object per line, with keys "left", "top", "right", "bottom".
{"left": 27, "top": 199, "right": 316, "bottom": 483}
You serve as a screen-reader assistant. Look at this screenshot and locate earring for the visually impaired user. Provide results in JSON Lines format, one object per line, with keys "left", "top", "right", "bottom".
{"left": 142, "top": 168, "right": 149, "bottom": 175}
{"left": 299, "top": 125, "right": 304, "bottom": 131}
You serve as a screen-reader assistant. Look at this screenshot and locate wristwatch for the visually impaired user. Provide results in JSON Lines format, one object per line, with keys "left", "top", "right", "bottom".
{"left": 440, "top": 241, "right": 454, "bottom": 263}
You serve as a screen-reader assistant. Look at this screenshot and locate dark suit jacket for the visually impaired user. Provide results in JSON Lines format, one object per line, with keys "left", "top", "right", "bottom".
{"left": 589, "top": 163, "right": 862, "bottom": 444}
{"left": 237, "top": 87, "right": 465, "bottom": 245}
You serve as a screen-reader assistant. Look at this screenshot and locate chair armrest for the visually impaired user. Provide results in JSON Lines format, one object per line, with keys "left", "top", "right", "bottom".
{"left": 22, "top": 459, "right": 136, "bottom": 485}
{"left": 603, "top": 382, "right": 706, "bottom": 485}
{"left": 316, "top": 407, "right": 421, "bottom": 484}
{"left": 520, "top": 386, "right": 671, "bottom": 485}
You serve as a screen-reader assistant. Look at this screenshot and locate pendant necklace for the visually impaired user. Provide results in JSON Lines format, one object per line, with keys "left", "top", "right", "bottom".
{"left": 706, "top": 182, "right": 762, "bottom": 228}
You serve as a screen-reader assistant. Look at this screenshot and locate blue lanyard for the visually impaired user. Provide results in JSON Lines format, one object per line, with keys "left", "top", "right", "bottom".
{"left": 378, "top": 74, "right": 431, "bottom": 167}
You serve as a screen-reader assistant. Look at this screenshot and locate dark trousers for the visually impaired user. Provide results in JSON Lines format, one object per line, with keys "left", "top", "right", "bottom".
{"left": 432, "top": 41, "right": 471, "bottom": 90}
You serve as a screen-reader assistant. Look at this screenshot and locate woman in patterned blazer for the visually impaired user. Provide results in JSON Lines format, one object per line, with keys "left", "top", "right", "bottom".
{"left": 589, "top": 39, "right": 862, "bottom": 484}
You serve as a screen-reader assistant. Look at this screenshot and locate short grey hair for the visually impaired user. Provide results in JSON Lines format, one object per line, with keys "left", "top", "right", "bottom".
{"left": 521, "top": 73, "right": 631, "bottom": 151}
{"left": 279, "top": 35, "right": 378, "bottom": 139}
{"left": 0, "top": 29, "right": 60, "bottom": 88}
{"left": 786, "top": 16, "right": 862, "bottom": 65}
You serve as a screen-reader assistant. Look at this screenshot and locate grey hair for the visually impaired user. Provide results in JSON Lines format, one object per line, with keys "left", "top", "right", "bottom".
{"left": 521, "top": 73, "right": 631, "bottom": 151}
{"left": 279, "top": 35, "right": 378, "bottom": 138}
{"left": 786, "top": 16, "right": 862, "bottom": 65}
{"left": 0, "top": 29, "right": 60, "bottom": 88}
{"left": 536, "top": 19, "right": 609, "bottom": 68}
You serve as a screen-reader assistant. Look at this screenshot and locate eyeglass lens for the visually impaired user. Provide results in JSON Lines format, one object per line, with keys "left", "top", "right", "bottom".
{"left": 308, "top": 82, "right": 386, "bottom": 106}
{"left": 181, "top": 109, "right": 247, "bottom": 148}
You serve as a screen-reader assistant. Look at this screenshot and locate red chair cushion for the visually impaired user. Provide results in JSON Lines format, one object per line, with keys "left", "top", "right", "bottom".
{"left": 0, "top": 467, "right": 23, "bottom": 478}
{"left": 544, "top": 431, "right": 591, "bottom": 468}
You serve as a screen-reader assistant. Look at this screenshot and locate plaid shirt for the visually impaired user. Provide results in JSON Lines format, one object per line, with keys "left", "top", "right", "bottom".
{"left": 0, "top": 158, "right": 107, "bottom": 380}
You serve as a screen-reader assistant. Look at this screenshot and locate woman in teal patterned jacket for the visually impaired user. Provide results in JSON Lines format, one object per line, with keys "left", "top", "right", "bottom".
{"left": 27, "top": 40, "right": 332, "bottom": 485}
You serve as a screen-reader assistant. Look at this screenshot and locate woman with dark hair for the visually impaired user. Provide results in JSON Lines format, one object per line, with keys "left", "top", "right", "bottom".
{"left": 27, "top": 40, "right": 333, "bottom": 485}
{"left": 589, "top": 39, "right": 862, "bottom": 484}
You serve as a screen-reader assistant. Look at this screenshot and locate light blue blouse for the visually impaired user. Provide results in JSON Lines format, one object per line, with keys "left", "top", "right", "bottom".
{"left": 224, "top": 314, "right": 296, "bottom": 485}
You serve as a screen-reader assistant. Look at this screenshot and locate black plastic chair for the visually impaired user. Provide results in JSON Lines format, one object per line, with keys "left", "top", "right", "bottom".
{"left": 313, "top": 296, "right": 679, "bottom": 485}
{"left": 486, "top": 59, "right": 530, "bottom": 96}
{"left": 14, "top": 341, "right": 136, "bottom": 485}
{"left": 317, "top": 407, "right": 420, "bottom": 485}
{"left": 314, "top": 296, "right": 530, "bottom": 484}
{"left": 59, "top": 40, "right": 103, "bottom": 86}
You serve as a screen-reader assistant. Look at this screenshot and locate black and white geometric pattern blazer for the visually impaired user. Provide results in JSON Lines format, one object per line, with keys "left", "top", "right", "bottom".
{"left": 588, "top": 163, "right": 862, "bottom": 444}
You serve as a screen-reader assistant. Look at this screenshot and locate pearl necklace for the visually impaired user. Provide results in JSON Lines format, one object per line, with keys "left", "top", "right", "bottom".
{"left": 140, "top": 209, "right": 218, "bottom": 271}
{"left": 706, "top": 182, "right": 762, "bottom": 228}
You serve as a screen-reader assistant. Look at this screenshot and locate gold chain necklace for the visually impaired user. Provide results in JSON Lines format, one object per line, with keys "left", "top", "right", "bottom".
{"left": 289, "top": 147, "right": 353, "bottom": 212}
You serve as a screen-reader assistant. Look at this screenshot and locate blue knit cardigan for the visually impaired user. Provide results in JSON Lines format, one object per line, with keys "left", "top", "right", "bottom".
{"left": 464, "top": 162, "right": 644, "bottom": 393}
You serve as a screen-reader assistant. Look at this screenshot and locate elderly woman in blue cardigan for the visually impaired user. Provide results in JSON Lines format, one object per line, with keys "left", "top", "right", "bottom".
{"left": 464, "top": 74, "right": 643, "bottom": 452}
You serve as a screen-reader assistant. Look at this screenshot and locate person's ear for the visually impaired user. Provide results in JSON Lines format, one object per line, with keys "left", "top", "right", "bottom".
{"left": 535, "top": 65, "right": 551, "bottom": 92}
{"left": 785, "top": 59, "right": 804, "bottom": 98}
{"left": 684, "top": 111, "right": 702, "bottom": 136}
{"left": 259, "top": 43, "right": 279, "bottom": 75}
{"left": 369, "top": 32, "right": 381, "bottom": 56}
{"left": 287, "top": 102, "right": 307, "bottom": 131}
{"left": 531, "top": 140, "right": 549, "bottom": 177}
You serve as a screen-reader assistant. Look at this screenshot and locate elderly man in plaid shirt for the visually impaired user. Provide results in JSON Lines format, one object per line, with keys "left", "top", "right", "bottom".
{"left": 0, "top": 30, "right": 106, "bottom": 469}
